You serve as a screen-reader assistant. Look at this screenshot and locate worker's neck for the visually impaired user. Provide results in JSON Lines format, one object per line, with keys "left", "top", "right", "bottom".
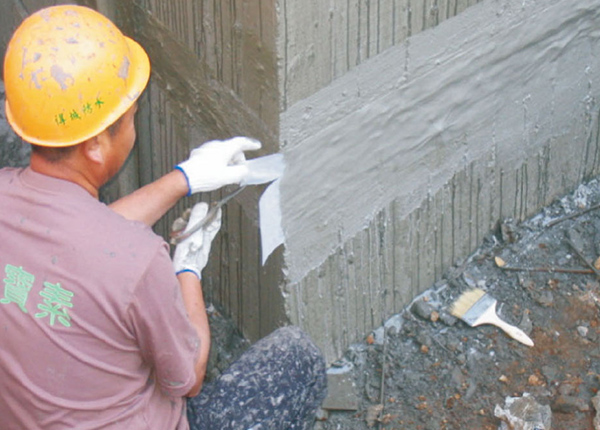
{"left": 30, "top": 151, "right": 101, "bottom": 199}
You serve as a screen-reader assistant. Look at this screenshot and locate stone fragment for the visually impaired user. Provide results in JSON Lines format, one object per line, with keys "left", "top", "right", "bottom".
{"left": 519, "top": 309, "right": 533, "bottom": 335}
{"left": 577, "top": 326, "right": 589, "bottom": 338}
{"left": 322, "top": 363, "right": 359, "bottom": 411}
{"left": 534, "top": 290, "right": 554, "bottom": 307}
{"left": 411, "top": 299, "right": 435, "bottom": 321}
{"left": 500, "top": 218, "right": 519, "bottom": 243}
{"left": 592, "top": 392, "right": 600, "bottom": 429}
{"left": 494, "top": 393, "right": 552, "bottom": 430}
{"left": 541, "top": 365, "right": 560, "bottom": 384}
{"left": 557, "top": 382, "right": 576, "bottom": 396}
{"left": 365, "top": 404, "right": 384, "bottom": 428}
{"left": 439, "top": 310, "right": 458, "bottom": 326}
{"left": 315, "top": 408, "right": 329, "bottom": 421}
{"left": 528, "top": 374, "right": 543, "bottom": 386}
{"left": 551, "top": 395, "right": 590, "bottom": 413}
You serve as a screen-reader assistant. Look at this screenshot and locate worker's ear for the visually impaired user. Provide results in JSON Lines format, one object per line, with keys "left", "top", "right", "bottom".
{"left": 81, "top": 131, "right": 109, "bottom": 165}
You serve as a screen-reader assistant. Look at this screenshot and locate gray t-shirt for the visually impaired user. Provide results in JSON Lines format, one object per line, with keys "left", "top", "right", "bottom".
{"left": 0, "top": 167, "right": 199, "bottom": 429}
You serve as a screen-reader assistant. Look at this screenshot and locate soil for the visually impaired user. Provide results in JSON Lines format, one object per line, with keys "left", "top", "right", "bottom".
{"left": 313, "top": 178, "right": 600, "bottom": 430}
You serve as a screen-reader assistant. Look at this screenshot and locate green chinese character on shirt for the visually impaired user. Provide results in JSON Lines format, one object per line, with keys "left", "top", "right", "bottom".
{"left": 1, "top": 264, "right": 35, "bottom": 313}
{"left": 35, "top": 282, "right": 74, "bottom": 327}
{"left": 95, "top": 97, "right": 105, "bottom": 108}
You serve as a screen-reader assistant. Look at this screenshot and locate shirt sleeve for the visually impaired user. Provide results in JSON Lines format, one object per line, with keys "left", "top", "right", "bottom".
{"left": 126, "top": 242, "right": 200, "bottom": 398}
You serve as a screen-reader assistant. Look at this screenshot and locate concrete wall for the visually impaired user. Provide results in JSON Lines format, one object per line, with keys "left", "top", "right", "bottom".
{"left": 278, "top": 0, "right": 600, "bottom": 361}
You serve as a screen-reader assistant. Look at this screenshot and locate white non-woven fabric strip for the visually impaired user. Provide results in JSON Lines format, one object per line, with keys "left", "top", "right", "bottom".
{"left": 243, "top": 154, "right": 286, "bottom": 265}
{"left": 242, "top": 153, "right": 285, "bottom": 186}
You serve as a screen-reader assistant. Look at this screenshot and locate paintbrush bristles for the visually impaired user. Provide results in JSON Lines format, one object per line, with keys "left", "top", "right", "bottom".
{"left": 450, "top": 288, "right": 486, "bottom": 318}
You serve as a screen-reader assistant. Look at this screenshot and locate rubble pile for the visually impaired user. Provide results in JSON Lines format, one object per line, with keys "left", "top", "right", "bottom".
{"left": 318, "top": 178, "right": 600, "bottom": 430}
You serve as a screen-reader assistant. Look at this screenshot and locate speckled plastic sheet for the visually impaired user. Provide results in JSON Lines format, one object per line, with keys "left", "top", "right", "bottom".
{"left": 187, "top": 326, "right": 327, "bottom": 430}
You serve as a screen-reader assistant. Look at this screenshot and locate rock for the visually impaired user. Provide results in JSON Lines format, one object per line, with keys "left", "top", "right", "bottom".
{"left": 445, "top": 335, "right": 463, "bottom": 352}
{"left": 558, "top": 382, "right": 577, "bottom": 396}
{"left": 462, "top": 271, "right": 478, "bottom": 288}
{"left": 551, "top": 395, "right": 590, "bottom": 413}
{"left": 322, "top": 363, "right": 359, "bottom": 411}
{"left": 541, "top": 365, "right": 560, "bottom": 384}
{"left": 577, "top": 326, "right": 589, "bottom": 338}
{"left": 415, "top": 331, "right": 433, "bottom": 348}
{"left": 494, "top": 393, "right": 552, "bottom": 430}
{"left": 500, "top": 218, "right": 520, "bottom": 244}
{"left": 519, "top": 309, "right": 533, "bottom": 335}
{"left": 439, "top": 310, "right": 458, "bottom": 326}
{"left": 315, "top": 408, "right": 329, "bottom": 421}
{"left": 450, "top": 366, "right": 467, "bottom": 390}
{"left": 592, "top": 392, "right": 600, "bottom": 429}
{"left": 534, "top": 290, "right": 555, "bottom": 307}
{"left": 365, "top": 404, "right": 384, "bottom": 428}
{"left": 411, "top": 299, "right": 436, "bottom": 321}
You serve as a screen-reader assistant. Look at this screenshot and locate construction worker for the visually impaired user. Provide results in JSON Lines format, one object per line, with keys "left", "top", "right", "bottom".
{"left": 0, "top": 5, "right": 326, "bottom": 430}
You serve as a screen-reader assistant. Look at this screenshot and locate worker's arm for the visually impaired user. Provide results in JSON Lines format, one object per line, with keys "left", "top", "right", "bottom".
{"left": 109, "top": 137, "right": 261, "bottom": 226}
{"left": 108, "top": 170, "right": 188, "bottom": 226}
{"left": 177, "top": 271, "right": 211, "bottom": 396}
{"left": 172, "top": 202, "right": 221, "bottom": 396}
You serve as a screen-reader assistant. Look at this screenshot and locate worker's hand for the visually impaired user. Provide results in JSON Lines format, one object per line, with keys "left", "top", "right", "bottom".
{"left": 176, "top": 137, "right": 262, "bottom": 195}
{"left": 172, "top": 202, "right": 222, "bottom": 279}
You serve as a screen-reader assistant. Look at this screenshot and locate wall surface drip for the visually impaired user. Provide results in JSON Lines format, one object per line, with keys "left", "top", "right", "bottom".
{"left": 280, "top": 0, "right": 600, "bottom": 361}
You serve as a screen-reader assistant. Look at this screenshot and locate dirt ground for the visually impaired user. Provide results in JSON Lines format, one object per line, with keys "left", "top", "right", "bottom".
{"left": 314, "top": 178, "right": 600, "bottom": 430}
{"left": 208, "top": 177, "right": 600, "bottom": 430}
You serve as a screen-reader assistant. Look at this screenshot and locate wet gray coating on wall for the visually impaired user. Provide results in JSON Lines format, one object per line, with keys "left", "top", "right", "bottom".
{"left": 280, "top": 0, "right": 600, "bottom": 284}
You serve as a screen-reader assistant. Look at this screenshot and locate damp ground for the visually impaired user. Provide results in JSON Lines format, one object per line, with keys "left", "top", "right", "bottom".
{"left": 314, "top": 176, "right": 600, "bottom": 430}
{"left": 208, "top": 176, "right": 600, "bottom": 430}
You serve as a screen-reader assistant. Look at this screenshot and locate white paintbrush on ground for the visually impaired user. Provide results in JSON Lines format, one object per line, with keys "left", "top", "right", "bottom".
{"left": 449, "top": 288, "right": 534, "bottom": 347}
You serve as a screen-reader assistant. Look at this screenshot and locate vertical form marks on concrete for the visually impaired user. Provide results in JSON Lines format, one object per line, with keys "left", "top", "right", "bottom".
{"left": 126, "top": 2, "right": 282, "bottom": 342}
{"left": 280, "top": 0, "right": 333, "bottom": 110}
{"left": 584, "top": 108, "right": 600, "bottom": 180}
{"left": 281, "top": 0, "right": 482, "bottom": 107}
{"left": 147, "top": 0, "right": 196, "bottom": 52}
{"left": 295, "top": 132, "right": 600, "bottom": 362}
{"left": 145, "top": 0, "right": 277, "bottom": 131}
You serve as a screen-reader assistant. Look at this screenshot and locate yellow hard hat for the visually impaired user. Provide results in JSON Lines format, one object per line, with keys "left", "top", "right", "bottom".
{"left": 3, "top": 5, "right": 150, "bottom": 147}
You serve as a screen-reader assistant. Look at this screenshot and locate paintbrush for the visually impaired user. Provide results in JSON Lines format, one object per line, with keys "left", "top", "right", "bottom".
{"left": 449, "top": 288, "right": 534, "bottom": 347}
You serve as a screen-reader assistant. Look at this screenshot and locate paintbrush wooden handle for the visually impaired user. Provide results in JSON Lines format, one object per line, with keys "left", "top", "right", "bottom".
{"left": 477, "top": 306, "right": 534, "bottom": 347}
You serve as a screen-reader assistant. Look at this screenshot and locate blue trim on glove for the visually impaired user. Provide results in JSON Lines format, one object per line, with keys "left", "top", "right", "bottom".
{"left": 175, "top": 268, "right": 201, "bottom": 280}
{"left": 174, "top": 165, "right": 192, "bottom": 196}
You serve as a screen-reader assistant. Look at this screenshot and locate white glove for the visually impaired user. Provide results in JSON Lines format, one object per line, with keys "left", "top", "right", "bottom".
{"left": 173, "top": 202, "right": 222, "bottom": 279}
{"left": 176, "top": 137, "right": 262, "bottom": 194}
